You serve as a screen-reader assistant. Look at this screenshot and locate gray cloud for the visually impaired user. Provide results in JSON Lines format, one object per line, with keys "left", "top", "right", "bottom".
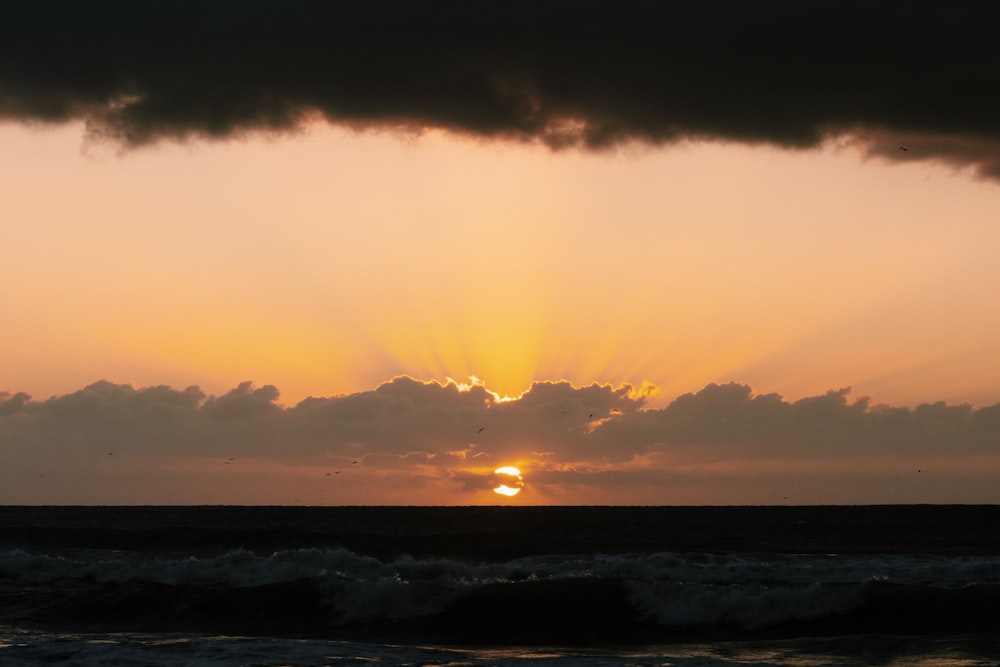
{"left": 0, "top": 392, "right": 31, "bottom": 416}
{"left": 2, "top": 2, "right": 999, "bottom": 177}
{"left": 203, "top": 381, "right": 281, "bottom": 420}
{"left": 589, "top": 382, "right": 999, "bottom": 462}
{"left": 4, "top": 378, "right": 998, "bottom": 463}
{"left": 2, "top": 377, "right": 1000, "bottom": 504}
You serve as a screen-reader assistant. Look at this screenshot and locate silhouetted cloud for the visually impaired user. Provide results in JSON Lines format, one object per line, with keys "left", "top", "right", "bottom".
{"left": 203, "top": 381, "right": 281, "bottom": 419}
{"left": 2, "top": 377, "right": 1000, "bottom": 503}
{"left": 0, "top": 392, "right": 30, "bottom": 416}
{"left": 2, "top": 1, "right": 999, "bottom": 177}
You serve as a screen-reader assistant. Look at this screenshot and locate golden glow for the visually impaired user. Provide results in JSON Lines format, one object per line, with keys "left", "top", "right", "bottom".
{"left": 447, "top": 376, "right": 521, "bottom": 402}
{"left": 4, "top": 124, "right": 1000, "bottom": 414}
{"left": 492, "top": 466, "right": 524, "bottom": 497}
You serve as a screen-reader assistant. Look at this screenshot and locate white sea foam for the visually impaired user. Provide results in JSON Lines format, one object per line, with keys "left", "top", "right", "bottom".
{"left": 4, "top": 547, "right": 1000, "bottom": 628}
{"left": 3, "top": 547, "right": 999, "bottom": 590}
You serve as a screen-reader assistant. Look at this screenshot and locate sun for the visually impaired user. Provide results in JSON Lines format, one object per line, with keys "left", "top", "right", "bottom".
{"left": 492, "top": 466, "right": 524, "bottom": 497}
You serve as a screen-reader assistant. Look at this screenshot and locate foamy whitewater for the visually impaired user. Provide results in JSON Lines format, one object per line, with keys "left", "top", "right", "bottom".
{"left": 1, "top": 506, "right": 999, "bottom": 666}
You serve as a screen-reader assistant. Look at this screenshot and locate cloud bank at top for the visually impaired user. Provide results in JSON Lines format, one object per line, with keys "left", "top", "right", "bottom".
{"left": 3, "top": 1, "right": 1000, "bottom": 178}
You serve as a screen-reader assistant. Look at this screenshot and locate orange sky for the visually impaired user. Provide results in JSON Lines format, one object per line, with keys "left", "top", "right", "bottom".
{"left": 3, "top": 121, "right": 1000, "bottom": 504}
{"left": 4, "top": 122, "right": 1000, "bottom": 406}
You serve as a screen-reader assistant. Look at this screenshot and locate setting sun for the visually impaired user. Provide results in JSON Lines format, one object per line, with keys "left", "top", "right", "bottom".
{"left": 492, "top": 466, "right": 524, "bottom": 497}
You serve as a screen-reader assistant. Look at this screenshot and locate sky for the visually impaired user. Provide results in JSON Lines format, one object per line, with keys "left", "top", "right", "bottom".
{"left": 3, "top": 1, "right": 1000, "bottom": 505}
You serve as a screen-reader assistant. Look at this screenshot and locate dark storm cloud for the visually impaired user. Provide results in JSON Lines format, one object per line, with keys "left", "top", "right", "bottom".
{"left": 2, "top": 1, "right": 999, "bottom": 176}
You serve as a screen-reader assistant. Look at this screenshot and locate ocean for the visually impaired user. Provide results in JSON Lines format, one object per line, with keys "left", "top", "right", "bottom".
{"left": 1, "top": 505, "right": 999, "bottom": 666}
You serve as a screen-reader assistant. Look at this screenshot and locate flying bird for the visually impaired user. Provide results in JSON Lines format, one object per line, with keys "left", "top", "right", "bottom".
{"left": 899, "top": 146, "right": 908, "bottom": 151}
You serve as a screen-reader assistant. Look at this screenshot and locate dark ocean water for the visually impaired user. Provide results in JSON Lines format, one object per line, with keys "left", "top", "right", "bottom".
{"left": 1, "top": 505, "right": 999, "bottom": 666}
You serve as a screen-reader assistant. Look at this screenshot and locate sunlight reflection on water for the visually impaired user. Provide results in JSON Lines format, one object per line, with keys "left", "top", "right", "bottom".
{"left": 1, "top": 627, "right": 998, "bottom": 667}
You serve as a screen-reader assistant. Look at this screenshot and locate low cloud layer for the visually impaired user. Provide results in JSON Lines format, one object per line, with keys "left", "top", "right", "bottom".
{"left": 2, "top": 377, "right": 999, "bottom": 504}
{"left": 3, "top": 2, "right": 1000, "bottom": 177}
